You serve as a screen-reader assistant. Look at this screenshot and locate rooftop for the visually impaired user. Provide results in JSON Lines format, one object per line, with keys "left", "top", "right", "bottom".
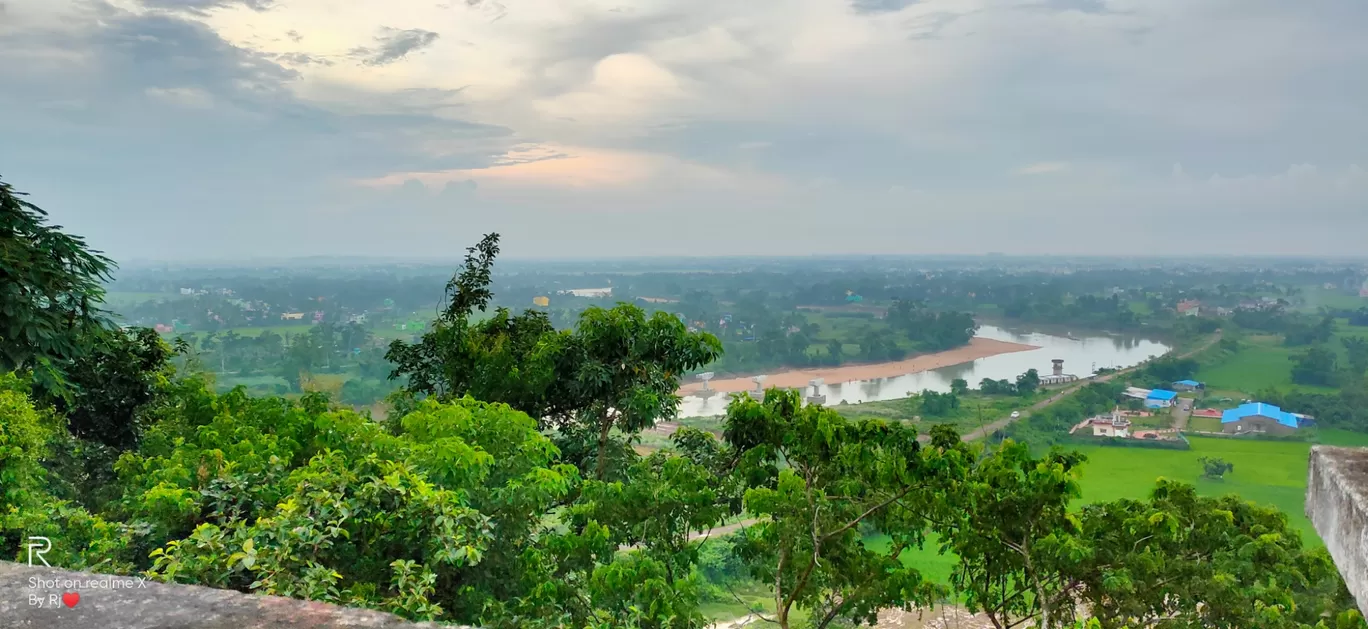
{"left": 1174, "top": 379, "right": 1202, "bottom": 387}
{"left": 1147, "top": 389, "right": 1178, "bottom": 401}
{"left": 1221, "top": 402, "right": 1299, "bottom": 428}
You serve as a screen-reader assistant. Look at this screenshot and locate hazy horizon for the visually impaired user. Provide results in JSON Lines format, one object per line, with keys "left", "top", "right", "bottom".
{"left": 3, "top": 0, "right": 1365, "bottom": 260}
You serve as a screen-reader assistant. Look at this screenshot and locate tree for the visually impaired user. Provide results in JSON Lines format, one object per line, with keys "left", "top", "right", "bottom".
{"left": 554, "top": 304, "right": 722, "bottom": 480}
{"left": 0, "top": 178, "right": 116, "bottom": 386}
{"left": 825, "top": 339, "right": 844, "bottom": 365}
{"left": 937, "top": 440, "right": 1087, "bottom": 629}
{"left": 950, "top": 378, "right": 970, "bottom": 396}
{"left": 723, "top": 391, "right": 961, "bottom": 628}
{"left": 919, "top": 389, "right": 960, "bottom": 417}
{"left": 1291, "top": 346, "right": 1338, "bottom": 386}
{"left": 1198, "top": 455, "right": 1234, "bottom": 479}
{"left": 1015, "top": 369, "right": 1041, "bottom": 396}
{"left": 1343, "top": 336, "right": 1368, "bottom": 376}
{"left": 390, "top": 233, "right": 721, "bottom": 480}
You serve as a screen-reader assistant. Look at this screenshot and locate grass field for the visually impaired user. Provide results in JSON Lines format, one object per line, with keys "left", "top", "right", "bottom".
{"left": 1197, "top": 325, "right": 1361, "bottom": 396}
{"left": 1188, "top": 416, "right": 1223, "bottom": 432}
{"left": 836, "top": 392, "right": 1028, "bottom": 436}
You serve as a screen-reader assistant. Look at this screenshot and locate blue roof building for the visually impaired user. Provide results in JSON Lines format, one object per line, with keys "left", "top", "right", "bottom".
{"left": 1220, "top": 402, "right": 1303, "bottom": 434}
{"left": 1144, "top": 389, "right": 1178, "bottom": 408}
{"left": 1174, "top": 379, "right": 1203, "bottom": 390}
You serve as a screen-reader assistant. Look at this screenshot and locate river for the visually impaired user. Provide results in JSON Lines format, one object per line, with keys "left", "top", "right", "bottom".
{"left": 677, "top": 325, "right": 1171, "bottom": 418}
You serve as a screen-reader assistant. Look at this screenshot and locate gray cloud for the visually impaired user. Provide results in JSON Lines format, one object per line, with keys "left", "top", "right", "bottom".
{"left": 850, "top": 0, "right": 919, "bottom": 15}
{"left": 273, "top": 51, "right": 332, "bottom": 66}
{"left": 1, "top": 0, "right": 1365, "bottom": 260}
{"left": 350, "top": 28, "right": 440, "bottom": 66}
{"left": 138, "top": 0, "right": 275, "bottom": 15}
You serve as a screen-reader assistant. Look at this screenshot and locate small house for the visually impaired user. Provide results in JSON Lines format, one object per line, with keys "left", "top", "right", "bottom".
{"left": 281, "top": 312, "right": 305, "bottom": 321}
{"left": 1172, "top": 379, "right": 1204, "bottom": 392}
{"left": 1145, "top": 389, "right": 1178, "bottom": 408}
{"left": 1220, "top": 402, "right": 1303, "bottom": 435}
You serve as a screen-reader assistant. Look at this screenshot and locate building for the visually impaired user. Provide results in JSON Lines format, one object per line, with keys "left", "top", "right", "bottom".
{"left": 281, "top": 312, "right": 305, "bottom": 321}
{"left": 1078, "top": 409, "right": 1132, "bottom": 438}
{"left": 1172, "top": 379, "right": 1204, "bottom": 392}
{"left": 1145, "top": 389, "right": 1178, "bottom": 408}
{"left": 1220, "top": 402, "right": 1305, "bottom": 435}
{"left": 1176, "top": 300, "right": 1201, "bottom": 316}
{"left": 560, "top": 288, "right": 612, "bottom": 298}
{"left": 1040, "top": 358, "right": 1079, "bottom": 385}
{"left": 1123, "top": 386, "right": 1152, "bottom": 400}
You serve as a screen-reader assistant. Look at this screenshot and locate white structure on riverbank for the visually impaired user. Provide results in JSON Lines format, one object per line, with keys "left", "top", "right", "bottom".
{"left": 1040, "top": 358, "right": 1080, "bottom": 386}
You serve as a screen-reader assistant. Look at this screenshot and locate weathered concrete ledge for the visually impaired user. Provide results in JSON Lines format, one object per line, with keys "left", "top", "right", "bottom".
{"left": 0, "top": 561, "right": 454, "bottom": 628}
{"left": 1307, "top": 445, "right": 1368, "bottom": 615}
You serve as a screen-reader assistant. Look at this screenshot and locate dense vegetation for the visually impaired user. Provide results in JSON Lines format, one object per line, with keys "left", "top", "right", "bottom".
{"left": 3, "top": 180, "right": 1367, "bottom": 628}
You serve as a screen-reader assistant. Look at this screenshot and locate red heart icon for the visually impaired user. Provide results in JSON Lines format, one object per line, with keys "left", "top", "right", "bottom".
{"left": 62, "top": 592, "right": 80, "bottom": 608}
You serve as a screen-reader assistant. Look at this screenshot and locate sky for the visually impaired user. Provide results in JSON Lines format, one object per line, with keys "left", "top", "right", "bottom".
{"left": 1, "top": 0, "right": 1365, "bottom": 261}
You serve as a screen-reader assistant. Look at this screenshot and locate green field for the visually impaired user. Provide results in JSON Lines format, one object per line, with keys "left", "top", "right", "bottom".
{"left": 1188, "top": 416, "right": 1223, "bottom": 432}
{"left": 1198, "top": 324, "right": 1362, "bottom": 396}
{"left": 836, "top": 392, "right": 1028, "bottom": 436}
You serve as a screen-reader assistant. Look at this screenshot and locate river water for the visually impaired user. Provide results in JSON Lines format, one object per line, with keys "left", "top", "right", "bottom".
{"left": 677, "top": 325, "right": 1171, "bottom": 418}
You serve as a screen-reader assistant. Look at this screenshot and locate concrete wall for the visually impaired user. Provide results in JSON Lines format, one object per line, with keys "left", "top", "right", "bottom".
{"left": 1307, "top": 446, "right": 1368, "bottom": 616}
{"left": 0, "top": 561, "right": 460, "bottom": 629}
{"left": 1222, "top": 416, "right": 1296, "bottom": 435}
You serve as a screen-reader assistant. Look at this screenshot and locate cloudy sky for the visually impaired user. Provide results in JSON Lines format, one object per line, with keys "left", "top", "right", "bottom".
{"left": 1, "top": 0, "right": 1365, "bottom": 261}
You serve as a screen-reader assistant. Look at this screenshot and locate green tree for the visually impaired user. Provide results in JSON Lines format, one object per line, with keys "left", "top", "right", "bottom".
{"left": 390, "top": 234, "right": 721, "bottom": 480}
{"left": 1291, "top": 346, "right": 1338, "bottom": 386}
{"left": 723, "top": 390, "right": 960, "bottom": 628}
{"left": 1015, "top": 368, "right": 1041, "bottom": 396}
{"left": 950, "top": 378, "right": 969, "bottom": 396}
{"left": 0, "top": 178, "right": 116, "bottom": 386}
{"left": 1343, "top": 336, "right": 1368, "bottom": 376}
{"left": 919, "top": 389, "right": 960, "bottom": 417}
{"left": 1198, "top": 455, "right": 1234, "bottom": 479}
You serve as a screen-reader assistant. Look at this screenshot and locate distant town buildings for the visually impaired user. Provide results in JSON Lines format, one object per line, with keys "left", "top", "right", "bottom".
{"left": 559, "top": 288, "right": 613, "bottom": 298}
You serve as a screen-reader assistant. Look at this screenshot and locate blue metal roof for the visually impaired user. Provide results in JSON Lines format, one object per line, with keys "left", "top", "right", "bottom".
{"left": 1175, "top": 380, "right": 1202, "bottom": 387}
{"left": 1221, "top": 402, "right": 1299, "bottom": 428}
{"left": 1147, "top": 389, "right": 1178, "bottom": 401}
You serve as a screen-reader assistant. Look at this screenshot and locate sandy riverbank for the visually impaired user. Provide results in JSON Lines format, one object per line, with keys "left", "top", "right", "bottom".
{"left": 678, "top": 337, "right": 1040, "bottom": 396}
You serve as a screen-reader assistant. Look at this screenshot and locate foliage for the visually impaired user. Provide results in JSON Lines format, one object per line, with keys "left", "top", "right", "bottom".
{"left": 938, "top": 445, "right": 1361, "bottom": 629}
{"left": 1343, "top": 336, "right": 1368, "bottom": 376}
{"left": 1291, "top": 346, "right": 1338, "bottom": 386}
{"left": 0, "top": 178, "right": 116, "bottom": 388}
{"left": 1198, "top": 455, "right": 1234, "bottom": 479}
{"left": 918, "top": 389, "right": 961, "bottom": 417}
{"left": 980, "top": 378, "right": 1017, "bottom": 396}
{"left": 722, "top": 391, "right": 963, "bottom": 629}
{"left": 33, "top": 327, "right": 176, "bottom": 452}
{"left": 885, "top": 300, "right": 977, "bottom": 351}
